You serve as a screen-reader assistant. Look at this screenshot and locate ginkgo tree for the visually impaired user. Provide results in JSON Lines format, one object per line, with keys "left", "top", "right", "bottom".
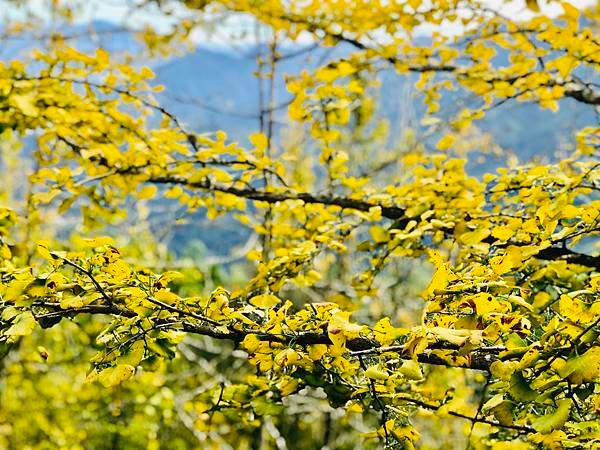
{"left": 0, "top": 0, "right": 599, "bottom": 448}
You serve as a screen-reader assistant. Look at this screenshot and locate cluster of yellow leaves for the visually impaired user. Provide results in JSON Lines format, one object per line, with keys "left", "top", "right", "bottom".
{"left": 0, "top": 0, "right": 598, "bottom": 448}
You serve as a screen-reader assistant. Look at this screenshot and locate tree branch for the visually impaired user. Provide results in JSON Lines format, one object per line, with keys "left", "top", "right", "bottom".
{"left": 149, "top": 175, "right": 407, "bottom": 219}
{"left": 392, "top": 395, "right": 535, "bottom": 433}
{"left": 32, "top": 302, "right": 501, "bottom": 371}
{"left": 148, "top": 175, "right": 600, "bottom": 269}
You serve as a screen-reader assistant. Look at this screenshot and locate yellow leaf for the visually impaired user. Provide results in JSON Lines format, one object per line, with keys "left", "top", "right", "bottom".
{"left": 277, "top": 378, "right": 299, "bottom": 396}
{"left": 98, "top": 364, "right": 135, "bottom": 387}
{"left": 490, "top": 246, "right": 524, "bottom": 275}
{"left": 429, "top": 327, "right": 483, "bottom": 346}
{"left": 423, "top": 250, "right": 455, "bottom": 297}
{"left": 246, "top": 249, "right": 262, "bottom": 261}
{"left": 492, "top": 226, "right": 515, "bottom": 242}
{"left": 470, "top": 293, "right": 507, "bottom": 316}
{"left": 307, "top": 344, "right": 328, "bottom": 361}
{"left": 369, "top": 225, "right": 389, "bottom": 244}
{"left": 0, "top": 244, "right": 11, "bottom": 260}
{"left": 347, "top": 402, "right": 364, "bottom": 413}
{"left": 158, "top": 271, "right": 184, "bottom": 285}
{"left": 436, "top": 134, "right": 455, "bottom": 150}
{"left": 561, "top": 2, "right": 579, "bottom": 21}
{"left": 242, "top": 334, "right": 261, "bottom": 353}
{"left": 59, "top": 294, "right": 84, "bottom": 309}
{"left": 36, "top": 243, "right": 54, "bottom": 261}
{"left": 508, "top": 294, "right": 534, "bottom": 312}
{"left": 526, "top": 0, "right": 540, "bottom": 12}
{"left": 140, "top": 66, "right": 155, "bottom": 79}
{"left": 274, "top": 348, "right": 300, "bottom": 366}
{"left": 95, "top": 47, "right": 109, "bottom": 67}
{"left": 561, "top": 205, "right": 580, "bottom": 219}
{"left": 328, "top": 311, "right": 364, "bottom": 338}
{"left": 328, "top": 311, "right": 364, "bottom": 357}
{"left": 558, "top": 294, "right": 598, "bottom": 324}
{"left": 405, "top": 335, "right": 428, "bottom": 358}
{"left": 373, "top": 317, "right": 407, "bottom": 345}
{"left": 549, "top": 54, "right": 579, "bottom": 79}
{"left": 137, "top": 185, "right": 157, "bottom": 200}
{"left": 398, "top": 360, "right": 423, "bottom": 380}
{"left": 559, "top": 294, "right": 582, "bottom": 322}
{"left": 249, "top": 132, "right": 268, "bottom": 155}
{"left": 249, "top": 293, "right": 281, "bottom": 309}
{"left": 459, "top": 228, "right": 491, "bottom": 245}
{"left": 154, "top": 289, "right": 179, "bottom": 305}
{"left": 4, "top": 312, "right": 36, "bottom": 336}
{"left": 365, "top": 365, "right": 389, "bottom": 380}
{"left": 118, "top": 340, "right": 145, "bottom": 366}
{"left": 81, "top": 236, "right": 115, "bottom": 248}
{"left": 11, "top": 92, "right": 39, "bottom": 117}
{"left": 558, "top": 347, "right": 600, "bottom": 384}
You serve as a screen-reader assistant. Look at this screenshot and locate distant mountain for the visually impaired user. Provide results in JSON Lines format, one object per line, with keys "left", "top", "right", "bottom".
{"left": 152, "top": 36, "right": 594, "bottom": 169}
{"left": 2, "top": 21, "right": 595, "bottom": 256}
{"left": 4, "top": 20, "right": 592, "bottom": 162}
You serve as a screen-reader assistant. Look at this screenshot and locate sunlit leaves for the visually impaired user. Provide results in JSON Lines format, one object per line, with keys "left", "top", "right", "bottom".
{"left": 97, "top": 364, "right": 136, "bottom": 387}
{"left": 422, "top": 250, "right": 455, "bottom": 298}
{"left": 0, "top": 0, "right": 598, "bottom": 448}
{"left": 558, "top": 348, "right": 600, "bottom": 385}
{"left": 4, "top": 311, "right": 36, "bottom": 336}
{"left": 365, "top": 365, "right": 389, "bottom": 381}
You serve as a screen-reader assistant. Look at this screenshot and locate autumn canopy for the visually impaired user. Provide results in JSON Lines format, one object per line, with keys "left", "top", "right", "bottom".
{"left": 0, "top": 0, "right": 598, "bottom": 448}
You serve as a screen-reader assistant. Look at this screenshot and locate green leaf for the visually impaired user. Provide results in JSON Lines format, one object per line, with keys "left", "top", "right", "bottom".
{"left": 509, "top": 373, "right": 537, "bottom": 402}
{"left": 532, "top": 399, "right": 572, "bottom": 433}
{"left": 251, "top": 396, "right": 284, "bottom": 416}
{"left": 482, "top": 394, "right": 505, "bottom": 412}
{"left": 491, "top": 401, "right": 515, "bottom": 426}
{"left": 558, "top": 347, "right": 600, "bottom": 385}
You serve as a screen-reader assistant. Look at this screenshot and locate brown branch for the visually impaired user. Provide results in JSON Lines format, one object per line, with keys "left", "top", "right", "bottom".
{"left": 276, "top": 15, "right": 600, "bottom": 107}
{"left": 564, "top": 85, "right": 600, "bottom": 106}
{"left": 148, "top": 175, "right": 600, "bottom": 269}
{"left": 61, "top": 257, "right": 114, "bottom": 306}
{"left": 38, "top": 299, "right": 596, "bottom": 375}
{"left": 146, "top": 296, "right": 221, "bottom": 327}
{"left": 535, "top": 247, "right": 600, "bottom": 270}
{"left": 393, "top": 395, "right": 535, "bottom": 434}
{"left": 34, "top": 303, "right": 135, "bottom": 319}
{"left": 149, "top": 175, "right": 407, "bottom": 220}
{"left": 31, "top": 301, "right": 500, "bottom": 371}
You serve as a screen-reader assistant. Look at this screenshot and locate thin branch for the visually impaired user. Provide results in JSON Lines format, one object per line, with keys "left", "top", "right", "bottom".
{"left": 146, "top": 296, "right": 221, "bottom": 327}
{"left": 392, "top": 395, "right": 535, "bottom": 434}
{"left": 61, "top": 257, "right": 114, "bottom": 306}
